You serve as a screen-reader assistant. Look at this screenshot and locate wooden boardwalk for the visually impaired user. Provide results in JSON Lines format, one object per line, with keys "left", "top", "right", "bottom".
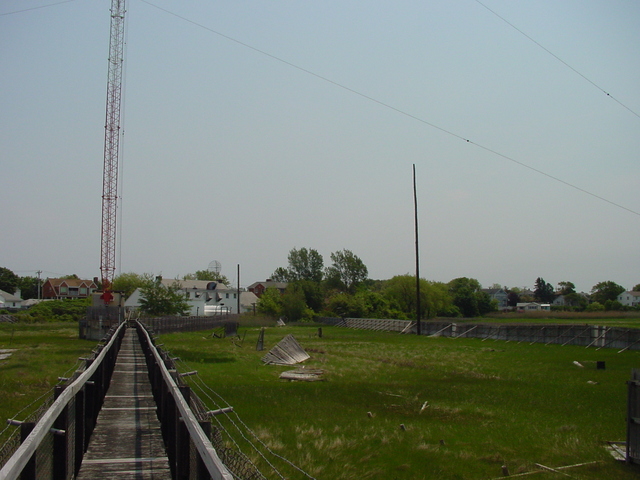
{"left": 76, "top": 328, "right": 171, "bottom": 479}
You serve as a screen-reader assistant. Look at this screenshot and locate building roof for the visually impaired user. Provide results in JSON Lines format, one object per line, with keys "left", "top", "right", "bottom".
{"left": 0, "top": 289, "right": 22, "bottom": 302}
{"left": 44, "top": 278, "right": 97, "bottom": 288}
{"left": 621, "top": 291, "right": 640, "bottom": 297}
{"left": 248, "top": 280, "right": 288, "bottom": 290}
{"left": 159, "top": 279, "right": 229, "bottom": 290}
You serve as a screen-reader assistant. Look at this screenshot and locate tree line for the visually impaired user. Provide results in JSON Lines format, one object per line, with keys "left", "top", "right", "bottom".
{"left": 1, "top": 257, "right": 638, "bottom": 321}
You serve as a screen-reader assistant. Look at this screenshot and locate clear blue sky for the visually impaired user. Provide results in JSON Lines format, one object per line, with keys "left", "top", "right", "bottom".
{"left": 1, "top": 0, "right": 638, "bottom": 293}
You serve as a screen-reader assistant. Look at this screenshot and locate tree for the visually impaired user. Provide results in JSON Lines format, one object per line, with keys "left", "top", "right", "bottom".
{"left": 281, "top": 284, "right": 313, "bottom": 321}
{"left": 506, "top": 290, "right": 520, "bottom": 307}
{"left": 295, "top": 280, "right": 324, "bottom": 312}
{"left": 447, "top": 277, "right": 494, "bottom": 317}
{"left": 534, "top": 277, "right": 554, "bottom": 303}
{"left": 288, "top": 248, "right": 324, "bottom": 282}
{"left": 256, "top": 287, "right": 283, "bottom": 318}
{"left": 0, "top": 267, "right": 19, "bottom": 294}
{"left": 590, "top": 281, "right": 625, "bottom": 304}
{"left": 18, "top": 276, "right": 40, "bottom": 300}
{"left": 325, "top": 249, "right": 368, "bottom": 293}
{"left": 325, "top": 292, "right": 366, "bottom": 318}
{"left": 384, "top": 275, "right": 453, "bottom": 319}
{"left": 139, "top": 281, "right": 190, "bottom": 316}
{"left": 183, "top": 270, "right": 230, "bottom": 285}
{"left": 632, "top": 284, "right": 640, "bottom": 292}
{"left": 272, "top": 248, "right": 324, "bottom": 283}
{"left": 112, "top": 272, "right": 154, "bottom": 299}
{"left": 557, "top": 281, "right": 576, "bottom": 295}
{"left": 271, "top": 267, "right": 290, "bottom": 283}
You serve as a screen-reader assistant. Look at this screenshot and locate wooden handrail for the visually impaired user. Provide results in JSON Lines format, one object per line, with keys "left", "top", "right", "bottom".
{"left": 0, "top": 321, "right": 127, "bottom": 480}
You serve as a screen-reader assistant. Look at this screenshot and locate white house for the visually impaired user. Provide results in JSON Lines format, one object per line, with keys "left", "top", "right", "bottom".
{"left": 618, "top": 291, "right": 640, "bottom": 307}
{"left": 124, "top": 278, "right": 258, "bottom": 315}
{"left": 516, "top": 302, "right": 550, "bottom": 312}
{"left": 0, "top": 289, "right": 23, "bottom": 309}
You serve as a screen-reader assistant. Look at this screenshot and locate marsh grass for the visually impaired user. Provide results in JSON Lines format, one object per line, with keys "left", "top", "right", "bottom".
{"left": 163, "top": 323, "right": 640, "bottom": 479}
{"left": 0, "top": 323, "right": 96, "bottom": 446}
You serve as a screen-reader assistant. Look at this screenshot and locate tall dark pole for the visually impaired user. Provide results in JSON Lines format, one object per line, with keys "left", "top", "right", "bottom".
{"left": 237, "top": 264, "right": 241, "bottom": 315}
{"left": 413, "top": 164, "right": 421, "bottom": 335}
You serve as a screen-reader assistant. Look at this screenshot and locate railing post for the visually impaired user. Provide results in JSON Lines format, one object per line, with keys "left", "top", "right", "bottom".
{"left": 177, "top": 385, "right": 191, "bottom": 480}
{"left": 20, "top": 422, "right": 36, "bottom": 480}
{"left": 74, "top": 388, "right": 85, "bottom": 476}
{"left": 197, "top": 420, "right": 212, "bottom": 480}
{"left": 52, "top": 385, "right": 69, "bottom": 480}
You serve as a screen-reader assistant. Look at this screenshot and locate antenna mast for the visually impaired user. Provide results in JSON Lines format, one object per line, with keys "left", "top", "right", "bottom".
{"left": 100, "top": 0, "right": 126, "bottom": 303}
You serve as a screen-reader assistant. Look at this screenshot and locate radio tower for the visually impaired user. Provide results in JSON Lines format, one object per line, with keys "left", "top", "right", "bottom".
{"left": 100, "top": 0, "right": 126, "bottom": 304}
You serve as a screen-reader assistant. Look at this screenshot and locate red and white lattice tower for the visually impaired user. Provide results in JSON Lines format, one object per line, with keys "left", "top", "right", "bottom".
{"left": 100, "top": 0, "right": 126, "bottom": 303}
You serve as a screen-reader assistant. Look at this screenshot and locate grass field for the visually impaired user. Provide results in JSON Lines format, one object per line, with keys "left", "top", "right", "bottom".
{"left": 0, "top": 322, "right": 96, "bottom": 446}
{"left": 161, "top": 322, "right": 640, "bottom": 480}
{"left": 1, "top": 319, "right": 639, "bottom": 479}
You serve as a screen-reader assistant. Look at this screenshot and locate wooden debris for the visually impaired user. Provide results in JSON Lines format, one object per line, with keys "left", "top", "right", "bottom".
{"left": 488, "top": 461, "right": 599, "bottom": 479}
{"left": 279, "top": 368, "right": 324, "bottom": 381}
{"left": 606, "top": 441, "right": 626, "bottom": 461}
{"left": 573, "top": 361, "right": 584, "bottom": 368}
{"left": 534, "top": 463, "right": 573, "bottom": 477}
{"left": 262, "top": 335, "right": 310, "bottom": 365}
{"left": 0, "top": 349, "right": 16, "bottom": 361}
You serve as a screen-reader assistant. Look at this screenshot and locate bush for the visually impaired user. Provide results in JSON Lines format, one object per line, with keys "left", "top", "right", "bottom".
{"left": 14, "top": 299, "right": 90, "bottom": 323}
{"left": 585, "top": 301, "right": 605, "bottom": 312}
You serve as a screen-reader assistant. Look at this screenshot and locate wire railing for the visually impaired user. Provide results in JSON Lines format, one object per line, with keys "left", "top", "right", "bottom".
{"left": 134, "top": 320, "right": 233, "bottom": 480}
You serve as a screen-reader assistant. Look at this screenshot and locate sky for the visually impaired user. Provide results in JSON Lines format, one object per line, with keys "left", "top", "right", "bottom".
{"left": 1, "top": 0, "right": 639, "bottom": 294}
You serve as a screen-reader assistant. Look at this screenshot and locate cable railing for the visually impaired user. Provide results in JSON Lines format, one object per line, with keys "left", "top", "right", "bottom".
{"left": 134, "top": 320, "right": 233, "bottom": 480}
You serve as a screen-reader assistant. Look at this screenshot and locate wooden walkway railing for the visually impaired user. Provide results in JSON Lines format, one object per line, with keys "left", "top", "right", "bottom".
{"left": 75, "top": 327, "right": 171, "bottom": 479}
{"left": 0, "top": 321, "right": 233, "bottom": 480}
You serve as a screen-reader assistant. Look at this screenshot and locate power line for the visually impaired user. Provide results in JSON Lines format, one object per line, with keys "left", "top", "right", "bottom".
{"left": 138, "top": 0, "right": 640, "bottom": 218}
{"left": 473, "top": 0, "right": 640, "bottom": 121}
{"left": 0, "top": 0, "right": 75, "bottom": 17}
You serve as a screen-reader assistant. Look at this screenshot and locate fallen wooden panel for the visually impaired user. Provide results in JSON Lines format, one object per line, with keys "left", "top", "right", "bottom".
{"left": 0, "top": 349, "right": 16, "bottom": 361}
{"left": 607, "top": 441, "right": 626, "bottom": 461}
{"left": 280, "top": 368, "right": 325, "bottom": 381}
{"left": 262, "top": 335, "right": 310, "bottom": 365}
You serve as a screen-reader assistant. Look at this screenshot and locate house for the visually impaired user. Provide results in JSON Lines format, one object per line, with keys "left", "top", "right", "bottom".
{"left": 618, "top": 291, "right": 640, "bottom": 307}
{"left": 516, "top": 302, "right": 551, "bottom": 312}
{"left": 247, "top": 279, "right": 288, "bottom": 298}
{"left": 481, "top": 288, "right": 508, "bottom": 309}
{"left": 42, "top": 278, "right": 97, "bottom": 300}
{"left": 125, "top": 278, "right": 258, "bottom": 315}
{"left": 0, "top": 289, "right": 23, "bottom": 309}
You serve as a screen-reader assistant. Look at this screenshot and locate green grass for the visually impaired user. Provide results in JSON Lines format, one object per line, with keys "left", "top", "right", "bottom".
{"left": 161, "top": 323, "right": 640, "bottom": 480}
{"left": 0, "top": 323, "right": 96, "bottom": 446}
{"left": 1, "top": 319, "right": 639, "bottom": 478}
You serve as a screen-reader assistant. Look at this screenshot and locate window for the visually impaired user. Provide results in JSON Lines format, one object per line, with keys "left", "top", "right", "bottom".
{"left": 60, "top": 286, "right": 68, "bottom": 294}
{"left": 225, "top": 293, "right": 229, "bottom": 299}
{"left": 80, "top": 287, "right": 87, "bottom": 295}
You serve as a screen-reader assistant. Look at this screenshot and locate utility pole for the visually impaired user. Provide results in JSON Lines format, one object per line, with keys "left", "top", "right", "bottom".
{"left": 413, "top": 164, "right": 421, "bottom": 335}
{"left": 237, "top": 264, "right": 241, "bottom": 315}
{"left": 36, "top": 270, "right": 42, "bottom": 300}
